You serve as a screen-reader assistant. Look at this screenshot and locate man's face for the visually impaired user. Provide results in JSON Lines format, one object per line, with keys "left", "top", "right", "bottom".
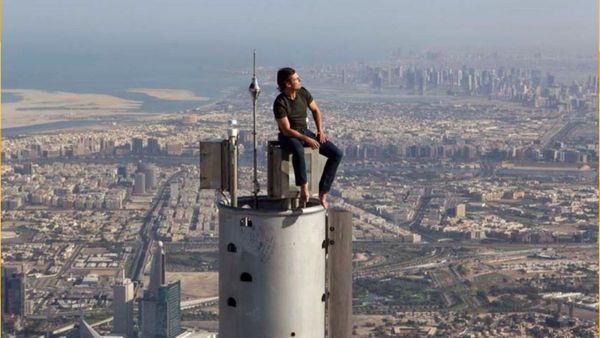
{"left": 287, "top": 73, "right": 302, "bottom": 90}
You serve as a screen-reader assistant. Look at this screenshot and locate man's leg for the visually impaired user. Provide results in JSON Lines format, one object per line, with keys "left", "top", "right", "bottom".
{"left": 303, "top": 130, "right": 343, "bottom": 207}
{"left": 278, "top": 133, "right": 309, "bottom": 201}
{"left": 318, "top": 140, "right": 343, "bottom": 207}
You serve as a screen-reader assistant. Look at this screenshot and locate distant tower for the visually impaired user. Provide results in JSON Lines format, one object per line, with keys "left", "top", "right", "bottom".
{"left": 2, "top": 266, "right": 25, "bottom": 317}
{"left": 144, "top": 165, "right": 157, "bottom": 190}
{"left": 147, "top": 138, "right": 161, "bottom": 155}
{"left": 133, "top": 172, "right": 146, "bottom": 195}
{"left": 137, "top": 162, "right": 157, "bottom": 191}
{"left": 148, "top": 242, "right": 166, "bottom": 291}
{"left": 140, "top": 241, "right": 182, "bottom": 338}
{"left": 132, "top": 138, "right": 144, "bottom": 155}
{"left": 117, "top": 165, "right": 128, "bottom": 178}
{"left": 113, "top": 271, "right": 134, "bottom": 338}
{"left": 568, "top": 302, "right": 574, "bottom": 318}
{"left": 555, "top": 301, "right": 562, "bottom": 317}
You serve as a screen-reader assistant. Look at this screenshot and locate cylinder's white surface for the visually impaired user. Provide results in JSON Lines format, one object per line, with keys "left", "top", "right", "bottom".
{"left": 218, "top": 197, "right": 326, "bottom": 338}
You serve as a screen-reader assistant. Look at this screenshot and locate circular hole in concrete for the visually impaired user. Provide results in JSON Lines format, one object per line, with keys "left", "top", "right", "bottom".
{"left": 240, "top": 272, "right": 253, "bottom": 282}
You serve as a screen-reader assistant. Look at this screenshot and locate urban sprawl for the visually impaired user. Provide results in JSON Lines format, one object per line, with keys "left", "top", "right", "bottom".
{"left": 2, "top": 53, "right": 598, "bottom": 337}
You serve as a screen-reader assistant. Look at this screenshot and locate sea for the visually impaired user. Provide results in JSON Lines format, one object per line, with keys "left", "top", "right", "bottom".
{"left": 2, "top": 43, "right": 254, "bottom": 136}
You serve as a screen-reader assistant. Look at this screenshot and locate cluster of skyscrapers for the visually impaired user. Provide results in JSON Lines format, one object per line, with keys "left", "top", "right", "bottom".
{"left": 73, "top": 241, "right": 182, "bottom": 338}
{"left": 3, "top": 135, "right": 187, "bottom": 163}
{"left": 358, "top": 64, "right": 597, "bottom": 111}
{"left": 130, "top": 162, "right": 158, "bottom": 195}
{"left": 2, "top": 242, "right": 183, "bottom": 338}
{"left": 343, "top": 138, "right": 593, "bottom": 164}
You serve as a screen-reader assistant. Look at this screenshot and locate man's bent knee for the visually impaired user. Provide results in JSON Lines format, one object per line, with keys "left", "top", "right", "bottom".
{"left": 330, "top": 147, "right": 343, "bottom": 162}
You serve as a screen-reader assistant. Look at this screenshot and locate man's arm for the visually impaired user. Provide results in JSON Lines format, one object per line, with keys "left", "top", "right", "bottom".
{"left": 308, "top": 100, "right": 328, "bottom": 143}
{"left": 277, "top": 116, "right": 320, "bottom": 149}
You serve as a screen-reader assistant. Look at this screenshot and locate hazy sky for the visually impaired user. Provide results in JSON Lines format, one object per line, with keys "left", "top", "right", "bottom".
{"left": 3, "top": 0, "right": 597, "bottom": 92}
{"left": 5, "top": 0, "right": 597, "bottom": 59}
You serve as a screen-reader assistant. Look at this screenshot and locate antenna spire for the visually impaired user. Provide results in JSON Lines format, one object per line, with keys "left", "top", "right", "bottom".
{"left": 248, "top": 50, "right": 261, "bottom": 207}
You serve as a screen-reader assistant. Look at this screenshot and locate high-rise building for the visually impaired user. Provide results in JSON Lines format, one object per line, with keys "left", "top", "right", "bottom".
{"left": 147, "top": 138, "right": 161, "bottom": 155}
{"left": 145, "top": 165, "right": 157, "bottom": 191}
{"left": 30, "top": 143, "right": 42, "bottom": 158}
{"left": 113, "top": 271, "right": 135, "bottom": 338}
{"left": 137, "top": 162, "right": 157, "bottom": 191}
{"left": 140, "top": 242, "right": 182, "bottom": 338}
{"left": 2, "top": 267, "right": 25, "bottom": 317}
{"left": 101, "top": 139, "right": 116, "bottom": 154}
{"left": 448, "top": 203, "right": 466, "bottom": 218}
{"left": 132, "top": 138, "right": 144, "bottom": 155}
{"left": 117, "top": 165, "right": 128, "bottom": 178}
{"left": 134, "top": 172, "right": 146, "bottom": 195}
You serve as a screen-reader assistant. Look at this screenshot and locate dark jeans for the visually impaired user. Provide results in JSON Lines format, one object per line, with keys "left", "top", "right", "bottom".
{"left": 278, "top": 129, "right": 343, "bottom": 194}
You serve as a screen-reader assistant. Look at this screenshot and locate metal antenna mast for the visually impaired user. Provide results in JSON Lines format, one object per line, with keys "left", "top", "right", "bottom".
{"left": 248, "top": 50, "right": 261, "bottom": 207}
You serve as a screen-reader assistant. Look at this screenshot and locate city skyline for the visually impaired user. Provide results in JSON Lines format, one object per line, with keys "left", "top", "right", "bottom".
{"left": 1, "top": 1, "right": 598, "bottom": 337}
{"left": 3, "top": 1, "right": 597, "bottom": 101}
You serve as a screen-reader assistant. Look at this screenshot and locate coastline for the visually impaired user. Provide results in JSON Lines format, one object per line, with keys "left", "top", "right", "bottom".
{"left": 1, "top": 88, "right": 218, "bottom": 132}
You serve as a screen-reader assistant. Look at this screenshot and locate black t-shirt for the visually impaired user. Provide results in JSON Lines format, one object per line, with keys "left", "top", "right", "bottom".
{"left": 273, "top": 87, "right": 313, "bottom": 131}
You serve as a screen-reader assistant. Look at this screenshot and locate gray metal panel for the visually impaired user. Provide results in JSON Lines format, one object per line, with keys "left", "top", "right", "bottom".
{"left": 218, "top": 197, "right": 326, "bottom": 338}
{"left": 200, "top": 141, "right": 226, "bottom": 190}
{"left": 267, "top": 141, "right": 283, "bottom": 198}
{"left": 326, "top": 209, "right": 353, "bottom": 338}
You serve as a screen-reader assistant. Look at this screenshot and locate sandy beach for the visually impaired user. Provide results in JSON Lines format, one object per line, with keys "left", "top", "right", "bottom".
{"left": 128, "top": 88, "right": 209, "bottom": 101}
{"left": 2, "top": 89, "right": 142, "bottom": 128}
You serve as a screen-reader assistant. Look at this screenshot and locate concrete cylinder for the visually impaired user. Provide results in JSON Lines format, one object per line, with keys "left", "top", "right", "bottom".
{"left": 218, "top": 196, "right": 326, "bottom": 338}
{"left": 138, "top": 162, "right": 157, "bottom": 190}
{"left": 134, "top": 172, "right": 146, "bottom": 195}
{"left": 144, "top": 165, "right": 157, "bottom": 190}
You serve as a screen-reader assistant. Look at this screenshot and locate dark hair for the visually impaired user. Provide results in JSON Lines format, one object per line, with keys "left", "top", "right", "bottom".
{"left": 277, "top": 67, "right": 296, "bottom": 92}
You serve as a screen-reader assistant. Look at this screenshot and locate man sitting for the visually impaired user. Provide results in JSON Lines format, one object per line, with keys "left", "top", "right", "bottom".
{"left": 273, "top": 67, "right": 343, "bottom": 208}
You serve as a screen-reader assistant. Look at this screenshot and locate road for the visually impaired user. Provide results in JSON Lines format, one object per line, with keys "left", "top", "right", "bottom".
{"left": 31, "top": 244, "right": 83, "bottom": 315}
{"left": 130, "top": 171, "right": 182, "bottom": 289}
{"left": 407, "top": 186, "right": 441, "bottom": 242}
{"left": 542, "top": 120, "right": 584, "bottom": 148}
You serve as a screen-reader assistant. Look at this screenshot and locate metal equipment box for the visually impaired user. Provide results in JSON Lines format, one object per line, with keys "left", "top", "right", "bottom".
{"left": 199, "top": 141, "right": 229, "bottom": 190}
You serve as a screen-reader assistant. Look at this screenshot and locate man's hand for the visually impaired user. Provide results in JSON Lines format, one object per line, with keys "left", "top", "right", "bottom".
{"left": 309, "top": 100, "right": 328, "bottom": 143}
{"left": 317, "top": 131, "right": 328, "bottom": 144}
{"left": 304, "top": 136, "right": 320, "bottom": 149}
